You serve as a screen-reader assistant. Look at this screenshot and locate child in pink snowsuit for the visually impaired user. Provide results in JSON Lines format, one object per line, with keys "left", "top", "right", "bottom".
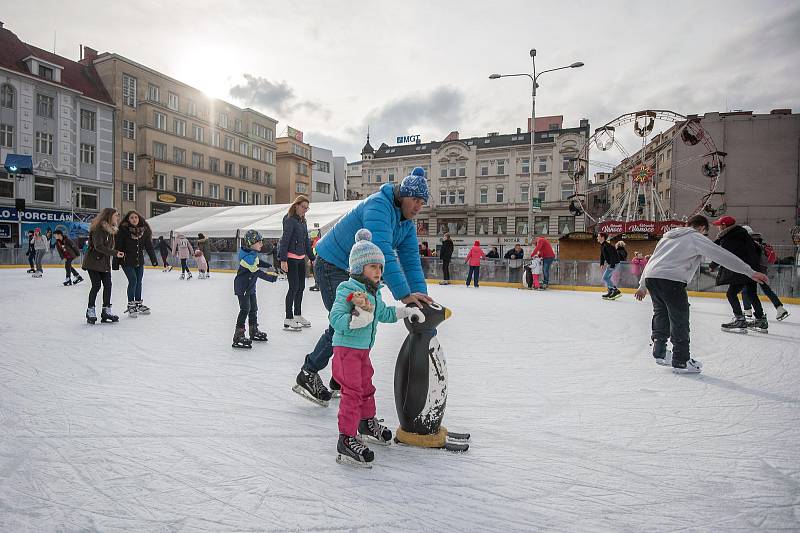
{"left": 193, "top": 249, "right": 208, "bottom": 278}
{"left": 329, "top": 229, "right": 423, "bottom": 467}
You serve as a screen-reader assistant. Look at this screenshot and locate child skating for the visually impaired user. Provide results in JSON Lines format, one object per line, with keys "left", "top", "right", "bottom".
{"left": 194, "top": 249, "right": 209, "bottom": 279}
{"left": 329, "top": 229, "right": 423, "bottom": 467}
{"left": 232, "top": 230, "right": 278, "bottom": 348}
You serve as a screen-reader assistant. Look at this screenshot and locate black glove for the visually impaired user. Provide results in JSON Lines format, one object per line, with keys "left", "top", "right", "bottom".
{"left": 152, "top": 259, "right": 158, "bottom": 267}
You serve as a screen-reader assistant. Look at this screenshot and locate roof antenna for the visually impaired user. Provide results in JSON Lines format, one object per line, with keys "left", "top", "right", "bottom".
{"left": 53, "top": 30, "right": 56, "bottom": 54}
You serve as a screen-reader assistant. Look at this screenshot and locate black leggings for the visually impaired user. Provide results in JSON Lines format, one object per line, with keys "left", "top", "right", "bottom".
{"left": 237, "top": 293, "right": 258, "bottom": 327}
{"left": 285, "top": 258, "right": 306, "bottom": 319}
{"left": 180, "top": 258, "right": 190, "bottom": 274}
{"left": 87, "top": 270, "right": 112, "bottom": 308}
{"left": 161, "top": 252, "right": 169, "bottom": 268}
{"left": 65, "top": 259, "right": 80, "bottom": 278}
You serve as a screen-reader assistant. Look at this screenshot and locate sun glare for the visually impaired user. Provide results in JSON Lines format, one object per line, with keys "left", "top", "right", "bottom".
{"left": 171, "top": 45, "right": 238, "bottom": 102}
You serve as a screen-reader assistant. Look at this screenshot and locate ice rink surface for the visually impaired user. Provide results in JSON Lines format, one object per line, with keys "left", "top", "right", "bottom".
{"left": 1, "top": 268, "right": 798, "bottom": 532}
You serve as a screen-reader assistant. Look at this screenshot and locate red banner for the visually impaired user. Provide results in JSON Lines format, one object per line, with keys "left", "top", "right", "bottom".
{"left": 596, "top": 219, "right": 684, "bottom": 235}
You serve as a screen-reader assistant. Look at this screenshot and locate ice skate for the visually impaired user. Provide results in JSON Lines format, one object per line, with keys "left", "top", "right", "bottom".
{"left": 748, "top": 316, "right": 769, "bottom": 334}
{"left": 32, "top": 272, "right": 43, "bottom": 278}
{"left": 124, "top": 301, "right": 139, "bottom": 318}
{"left": 601, "top": 288, "right": 613, "bottom": 299}
{"left": 329, "top": 376, "right": 341, "bottom": 398}
{"left": 63, "top": 278, "right": 72, "bottom": 286}
{"left": 198, "top": 272, "right": 206, "bottom": 279}
{"left": 232, "top": 326, "right": 252, "bottom": 349}
{"left": 358, "top": 417, "right": 392, "bottom": 446}
{"left": 135, "top": 301, "right": 151, "bottom": 315}
{"left": 607, "top": 288, "right": 622, "bottom": 300}
{"left": 652, "top": 340, "right": 672, "bottom": 366}
{"left": 744, "top": 310, "right": 754, "bottom": 325}
{"left": 187, "top": 272, "right": 193, "bottom": 280}
{"left": 248, "top": 323, "right": 268, "bottom": 342}
{"left": 439, "top": 280, "right": 450, "bottom": 285}
{"left": 672, "top": 358, "right": 702, "bottom": 374}
{"left": 179, "top": 273, "right": 185, "bottom": 280}
{"left": 776, "top": 306, "right": 790, "bottom": 321}
{"left": 336, "top": 433, "right": 374, "bottom": 468}
{"left": 26, "top": 268, "right": 35, "bottom": 273}
{"left": 73, "top": 275, "right": 84, "bottom": 285}
{"left": 721, "top": 316, "right": 748, "bottom": 333}
{"left": 101, "top": 306, "right": 119, "bottom": 323}
{"left": 85, "top": 307, "right": 97, "bottom": 324}
{"left": 167, "top": 265, "right": 174, "bottom": 272}
{"left": 283, "top": 318, "right": 302, "bottom": 331}
{"left": 309, "top": 285, "right": 320, "bottom": 291}
{"left": 294, "top": 315, "right": 311, "bottom": 328}
{"left": 292, "top": 369, "right": 331, "bottom": 406}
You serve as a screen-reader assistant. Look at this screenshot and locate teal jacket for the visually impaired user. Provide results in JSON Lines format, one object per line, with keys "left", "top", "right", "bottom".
{"left": 330, "top": 277, "right": 398, "bottom": 349}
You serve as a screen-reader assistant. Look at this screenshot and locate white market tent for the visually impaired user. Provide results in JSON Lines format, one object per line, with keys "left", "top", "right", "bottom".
{"left": 147, "top": 201, "right": 361, "bottom": 239}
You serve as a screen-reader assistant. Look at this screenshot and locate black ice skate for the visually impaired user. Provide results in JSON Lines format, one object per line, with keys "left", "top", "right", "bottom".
{"left": 73, "top": 275, "right": 84, "bottom": 285}
{"left": 748, "top": 316, "right": 769, "bottom": 334}
{"left": 358, "top": 417, "right": 392, "bottom": 446}
{"left": 672, "top": 358, "right": 702, "bottom": 374}
{"left": 601, "top": 288, "right": 613, "bottom": 299}
{"left": 124, "top": 301, "right": 139, "bottom": 318}
{"left": 329, "top": 376, "right": 341, "bottom": 398}
{"left": 721, "top": 316, "right": 748, "bottom": 334}
{"left": 86, "top": 307, "right": 97, "bottom": 324}
{"left": 101, "top": 306, "right": 119, "bottom": 323}
{"left": 248, "top": 323, "right": 268, "bottom": 342}
{"left": 135, "top": 301, "right": 151, "bottom": 315}
{"left": 607, "top": 288, "right": 622, "bottom": 300}
{"left": 232, "top": 326, "right": 253, "bottom": 349}
{"left": 336, "top": 433, "right": 374, "bottom": 468}
{"left": 26, "top": 268, "right": 35, "bottom": 273}
{"left": 63, "top": 278, "right": 72, "bottom": 286}
{"left": 292, "top": 369, "right": 332, "bottom": 407}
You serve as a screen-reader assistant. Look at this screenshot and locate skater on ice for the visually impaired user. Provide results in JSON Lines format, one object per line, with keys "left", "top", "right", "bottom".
{"left": 740, "top": 226, "right": 790, "bottom": 322}
{"left": 294, "top": 166, "right": 432, "bottom": 406}
{"left": 278, "top": 195, "right": 315, "bottom": 331}
{"left": 53, "top": 229, "right": 83, "bottom": 286}
{"left": 31, "top": 227, "right": 48, "bottom": 278}
{"left": 328, "top": 229, "right": 424, "bottom": 467}
{"left": 171, "top": 233, "right": 194, "bottom": 280}
{"left": 194, "top": 249, "right": 208, "bottom": 279}
{"left": 156, "top": 236, "right": 171, "bottom": 271}
{"left": 531, "top": 236, "right": 556, "bottom": 287}
{"left": 439, "top": 232, "right": 454, "bottom": 285}
{"left": 634, "top": 215, "right": 768, "bottom": 372}
{"left": 116, "top": 210, "right": 158, "bottom": 317}
{"left": 81, "top": 208, "right": 124, "bottom": 324}
{"left": 231, "top": 229, "right": 278, "bottom": 348}
{"left": 196, "top": 233, "right": 211, "bottom": 278}
{"left": 598, "top": 232, "right": 621, "bottom": 300}
{"left": 464, "top": 240, "right": 485, "bottom": 288}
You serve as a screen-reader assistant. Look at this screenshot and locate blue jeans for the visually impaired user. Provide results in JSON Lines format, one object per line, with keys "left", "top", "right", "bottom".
{"left": 466, "top": 265, "right": 480, "bottom": 286}
{"left": 542, "top": 258, "right": 554, "bottom": 285}
{"left": 303, "top": 257, "right": 350, "bottom": 373}
{"left": 122, "top": 265, "right": 144, "bottom": 301}
{"left": 602, "top": 266, "right": 616, "bottom": 290}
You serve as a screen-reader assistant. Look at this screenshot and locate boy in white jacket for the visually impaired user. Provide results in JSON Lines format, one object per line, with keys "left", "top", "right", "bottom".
{"left": 634, "top": 215, "right": 768, "bottom": 373}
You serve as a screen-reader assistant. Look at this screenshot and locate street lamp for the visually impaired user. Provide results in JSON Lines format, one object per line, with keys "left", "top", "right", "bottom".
{"left": 490, "top": 49, "right": 583, "bottom": 242}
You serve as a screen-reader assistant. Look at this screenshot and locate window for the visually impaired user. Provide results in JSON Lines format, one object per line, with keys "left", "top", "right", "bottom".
{"left": 173, "top": 119, "right": 186, "bottom": 137}
{"left": 0, "top": 124, "right": 13, "bottom": 148}
{"left": 562, "top": 157, "right": 572, "bottom": 172}
{"left": 234, "top": 119, "right": 242, "bottom": 132}
{"left": 188, "top": 99, "right": 196, "bottom": 116}
{"left": 298, "top": 163, "right": 309, "bottom": 175}
{"left": 122, "top": 183, "right": 136, "bottom": 202}
{"left": 35, "top": 132, "right": 53, "bottom": 155}
{"left": 252, "top": 122, "right": 268, "bottom": 139}
{"left": 497, "top": 161, "right": 505, "bottom": 175}
{"left": 36, "top": 94, "right": 54, "bottom": 118}
{"left": 538, "top": 157, "right": 547, "bottom": 173}
{"left": 479, "top": 187, "right": 487, "bottom": 203}
{"left": 265, "top": 150, "right": 274, "bottom": 164}
{"left": 480, "top": 164, "right": 488, "bottom": 176}
{"left": 557, "top": 216, "right": 576, "bottom": 234}
{"left": 239, "top": 141, "right": 249, "bottom": 156}
{"left": 534, "top": 216, "right": 549, "bottom": 235}
{"left": 34, "top": 176, "right": 55, "bottom": 202}
{"left": 76, "top": 185, "right": 98, "bottom": 209}
{"left": 154, "top": 111, "right": 167, "bottom": 130}
{"left": 253, "top": 169, "right": 261, "bottom": 182}
{"left": 0, "top": 175, "right": 14, "bottom": 198}
{"left": 458, "top": 188, "right": 465, "bottom": 204}
{"left": 475, "top": 217, "right": 490, "bottom": 236}
{"left": 666, "top": 169, "right": 671, "bottom": 180}
{"left": 122, "top": 74, "right": 137, "bottom": 107}
{"left": 153, "top": 142, "right": 167, "bottom": 160}
{"left": 224, "top": 161, "right": 235, "bottom": 176}
{"left": 265, "top": 171, "right": 273, "bottom": 185}
{"left": 448, "top": 189, "right": 456, "bottom": 204}
{"left": 80, "top": 109, "right": 96, "bottom": 131}
{"left": 174, "top": 148, "right": 186, "bottom": 165}
{"left": 492, "top": 217, "right": 506, "bottom": 235}
{"left": 37, "top": 65, "right": 54, "bottom": 80}
{"left": 1, "top": 84, "right": 14, "bottom": 108}
{"left": 496, "top": 186, "right": 504, "bottom": 203}
{"left": 239, "top": 189, "right": 248, "bottom": 203}
{"left": 267, "top": 128, "right": 274, "bottom": 141}
{"left": 123, "top": 151, "right": 135, "bottom": 170}
{"left": 80, "top": 143, "right": 95, "bottom": 165}
{"left": 123, "top": 120, "right": 135, "bottom": 139}
{"left": 191, "top": 152, "right": 203, "bottom": 168}
{"left": 224, "top": 136, "right": 234, "bottom": 151}
{"left": 440, "top": 168, "right": 447, "bottom": 178}
{"left": 209, "top": 157, "right": 220, "bottom": 173}
{"left": 561, "top": 182, "right": 574, "bottom": 200}
{"left": 192, "top": 180, "right": 203, "bottom": 197}
{"left": 266, "top": 194, "right": 273, "bottom": 204}
{"left": 315, "top": 160, "right": 330, "bottom": 173}
{"left": 193, "top": 124, "right": 204, "bottom": 142}
{"left": 224, "top": 186, "right": 233, "bottom": 201}
{"left": 521, "top": 158, "right": 530, "bottom": 174}
{"left": 458, "top": 165, "right": 466, "bottom": 177}
{"left": 173, "top": 176, "right": 186, "bottom": 194}
{"left": 168, "top": 92, "right": 179, "bottom": 111}
{"left": 296, "top": 182, "right": 308, "bottom": 194}
{"left": 252, "top": 192, "right": 261, "bottom": 205}
{"left": 148, "top": 84, "right": 160, "bottom": 102}
{"left": 375, "top": 174, "right": 382, "bottom": 183}
{"left": 388, "top": 172, "right": 394, "bottom": 182}
{"left": 440, "top": 189, "right": 447, "bottom": 205}
{"left": 439, "top": 218, "right": 467, "bottom": 235}
{"left": 516, "top": 217, "right": 529, "bottom": 235}
{"left": 218, "top": 112, "right": 228, "bottom": 129}
{"left": 521, "top": 184, "right": 529, "bottom": 203}
{"left": 209, "top": 183, "right": 220, "bottom": 199}
{"left": 252, "top": 145, "right": 261, "bottom": 160}
{"left": 537, "top": 183, "right": 546, "bottom": 202}
{"left": 239, "top": 165, "right": 248, "bottom": 180}
{"left": 211, "top": 130, "right": 220, "bottom": 147}
{"left": 448, "top": 166, "right": 456, "bottom": 177}
{"left": 154, "top": 173, "right": 166, "bottom": 189}
{"left": 316, "top": 182, "right": 331, "bottom": 194}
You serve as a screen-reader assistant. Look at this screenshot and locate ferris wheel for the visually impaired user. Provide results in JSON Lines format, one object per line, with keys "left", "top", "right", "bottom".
{"left": 568, "top": 110, "right": 726, "bottom": 225}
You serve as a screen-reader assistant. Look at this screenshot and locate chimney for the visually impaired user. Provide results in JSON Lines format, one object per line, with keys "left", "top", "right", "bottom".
{"left": 80, "top": 45, "right": 98, "bottom": 64}
{"left": 444, "top": 130, "right": 459, "bottom": 142}
{"left": 0, "top": 21, "right": 4, "bottom": 29}
{"left": 516, "top": 127, "right": 521, "bottom": 134}
{"left": 770, "top": 109, "right": 791, "bottom": 115}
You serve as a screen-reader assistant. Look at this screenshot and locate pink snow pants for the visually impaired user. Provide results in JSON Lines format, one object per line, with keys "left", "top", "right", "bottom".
{"left": 332, "top": 346, "right": 376, "bottom": 437}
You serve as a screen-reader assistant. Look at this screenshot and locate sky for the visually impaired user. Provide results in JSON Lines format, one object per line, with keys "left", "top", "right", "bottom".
{"left": 4, "top": 0, "right": 799, "bottom": 162}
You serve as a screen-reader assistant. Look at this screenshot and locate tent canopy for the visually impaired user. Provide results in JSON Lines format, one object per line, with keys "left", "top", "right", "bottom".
{"left": 147, "top": 201, "right": 361, "bottom": 239}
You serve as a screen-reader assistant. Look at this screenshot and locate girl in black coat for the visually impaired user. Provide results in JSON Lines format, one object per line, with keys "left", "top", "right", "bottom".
{"left": 712, "top": 219, "right": 766, "bottom": 328}
{"left": 116, "top": 210, "right": 158, "bottom": 316}
{"left": 278, "top": 195, "right": 315, "bottom": 329}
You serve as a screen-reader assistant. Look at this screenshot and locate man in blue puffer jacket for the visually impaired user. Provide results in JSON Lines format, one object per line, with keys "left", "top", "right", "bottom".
{"left": 293, "top": 167, "right": 433, "bottom": 406}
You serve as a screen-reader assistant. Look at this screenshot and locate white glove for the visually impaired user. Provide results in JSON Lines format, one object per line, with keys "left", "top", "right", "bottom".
{"left": 396, "top": 306, "right": 425, "bottom": 323}
{"left": 349, "top": 307, "right": 374, "bottom": 329}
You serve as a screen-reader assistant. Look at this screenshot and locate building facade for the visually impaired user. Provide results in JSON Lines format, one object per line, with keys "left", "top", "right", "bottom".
{"left": 275, "top": 136, "right": 312, "bottom": 203}
{"left": 310, "top": 145, "right": 334, "bottom": 203}
{"left": 350, "top": 120, "right": 590, "bottom": 253}
{"left": 89, "top": 49, "right": 278, "bottom": 219}
{"left": 332, "top": 155, "right": 346, "bottom": 201}
{"left": 0, "top": 23, "right": 114, "bottom": 245}
{"left": 346, "top": 160, "right": 364, "bottom": 200}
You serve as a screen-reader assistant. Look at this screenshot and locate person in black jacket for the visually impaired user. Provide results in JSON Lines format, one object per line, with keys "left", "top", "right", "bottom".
{"left": 598, "top": 232, "right": 621, "bottom": 300}
{"left": 504, "top": 243, "right": 525, "bottom": 260}
{"left": 233, "top": 229, "right": 278, "bottom": 347}
{"left": 486, "top": 246, "right": 500, "bottom": 259}
{"left": 155, "top": 236, "right": 171, "bottom": 271}
{"left": 711, "top": 216, "right": 768, "bottom": 332}
{"left": 278, "top": 195, "right": 315, "bottom": 330}
{"left": 25, "top": 230, "right": 36, "bottom": 273}
{"left": 116, "top": 211, "right": 158, "bottom": 317}
{"left": 439, "top": 233, "right": 454, "bottom": 285}
{"left": 53, "top": 230, "right": 83, "bottom": 286}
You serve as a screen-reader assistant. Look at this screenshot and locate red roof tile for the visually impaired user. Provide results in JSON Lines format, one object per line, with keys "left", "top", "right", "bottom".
{"left": 0, "top": 26, "right": 113, "bottom": 105}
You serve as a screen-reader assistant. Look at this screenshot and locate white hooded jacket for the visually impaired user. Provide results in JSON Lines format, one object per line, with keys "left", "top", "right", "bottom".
{"left": 638, "top": 227, "right": 756, "bottom": 290}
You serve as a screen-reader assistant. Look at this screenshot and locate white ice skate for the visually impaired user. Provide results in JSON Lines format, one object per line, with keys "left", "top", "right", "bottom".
{"left": 294, "top": 315, "right": 311, "bottom": 328}
{"left": 283, "top": 318, "right": 302, "bottom": 331}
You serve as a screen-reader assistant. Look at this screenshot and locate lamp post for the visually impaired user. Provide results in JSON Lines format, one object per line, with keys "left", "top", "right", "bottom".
{"left": 490, "top": 50, "right": 583, "bottom": 242}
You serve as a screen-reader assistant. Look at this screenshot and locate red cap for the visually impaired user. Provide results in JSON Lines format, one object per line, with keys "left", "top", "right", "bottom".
{"left": 712, "top": 215, "right": 736, "bottom": 226}
{"left": 474, "top": 240, "right": 480, "bottom": 246}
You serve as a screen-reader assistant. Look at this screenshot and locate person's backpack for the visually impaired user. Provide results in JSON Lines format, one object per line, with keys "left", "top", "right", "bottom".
{"left": 762, "top": 242, "right": 777, "bottom": 264}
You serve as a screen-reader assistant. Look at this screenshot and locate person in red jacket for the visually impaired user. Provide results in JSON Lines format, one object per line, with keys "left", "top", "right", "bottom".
{"left": 54, "top": 229, "right": 83, "bottom": 286}
{"left": 531, "top": 236, "right": 556, "bottom": 288}
{"left": 465, "top": 240, "right": 486, "bottom": 288}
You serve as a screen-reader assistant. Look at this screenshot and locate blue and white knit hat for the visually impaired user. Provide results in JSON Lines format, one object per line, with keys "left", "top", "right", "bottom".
{"left": 399, "top": 167, "right": 429, "bottom": 202}
{"left": 349, "top": 229, "right": 385, "bottom": 275}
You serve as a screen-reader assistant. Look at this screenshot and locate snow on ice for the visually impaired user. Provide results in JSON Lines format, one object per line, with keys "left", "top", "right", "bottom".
{"left": 0, "top": 269, "right": 798, "bottom": 531}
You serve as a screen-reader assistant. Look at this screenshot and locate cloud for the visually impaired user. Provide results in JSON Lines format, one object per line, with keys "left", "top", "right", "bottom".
{"left": 229, "top": 74, "right": 328, "bottom": 119}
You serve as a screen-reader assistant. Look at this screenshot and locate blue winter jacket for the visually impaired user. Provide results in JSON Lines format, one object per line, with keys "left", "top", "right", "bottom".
{"left": 277, "top": 215, "right": 315, "bottom": 262}
{"left": 314, "top": 183, "right": 427, "bottom": 300}
{"left": 330, "top": 277, "right": 398, "bottom": 349}
{"left": 234, "top": 247, "right": 277, "bottom": 295}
